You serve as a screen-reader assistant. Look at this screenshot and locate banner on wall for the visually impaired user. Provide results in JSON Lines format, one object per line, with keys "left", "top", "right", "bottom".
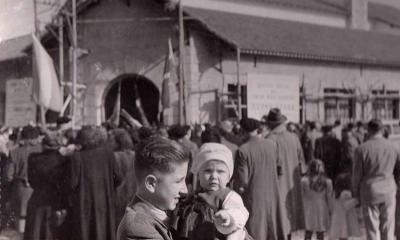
{"left": 5, "top": 78, "right": 37, "bottom": 127}
{"left": 247, "top": 73, "right": 300, "bottom": 122}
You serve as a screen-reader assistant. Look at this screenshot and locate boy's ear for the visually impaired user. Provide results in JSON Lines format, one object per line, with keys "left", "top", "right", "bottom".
{"left": 144, "top": 174, "right": 158, "bottom": 193}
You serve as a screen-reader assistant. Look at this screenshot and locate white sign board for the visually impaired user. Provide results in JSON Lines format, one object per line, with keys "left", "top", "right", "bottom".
{"left": 5, "top": 78, "right": 37, "bottom": 127}
{"left": 247, "top": 73, "right": 300, "bottom": 122}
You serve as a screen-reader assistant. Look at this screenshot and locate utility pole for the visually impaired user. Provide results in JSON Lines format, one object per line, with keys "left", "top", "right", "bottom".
{"left": 59, "top": 15, "right": 64, "bottom": 103}
{"left": 71, "top": 0, "right": 78, "bottom": 129}
{"left": 178, "top": 0, "right": 186, "bottom": 124}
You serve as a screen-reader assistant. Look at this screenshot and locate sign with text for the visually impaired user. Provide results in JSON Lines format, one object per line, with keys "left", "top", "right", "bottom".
{"left": 5, "top": 78, "right": 36, "bottom": 127}
{"left": 247, "top": 73, "right": 299, "bottom": 122}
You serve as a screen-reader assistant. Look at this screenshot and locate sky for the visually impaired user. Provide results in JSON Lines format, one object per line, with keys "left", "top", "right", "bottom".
{"left": 0, "top": 0, "right": 64, "bottom": 42}
{"left": 1, "top": 0, "right": 400, "bottom": 42}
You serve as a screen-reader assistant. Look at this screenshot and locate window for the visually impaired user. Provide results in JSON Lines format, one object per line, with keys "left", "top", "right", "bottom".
{"left": 324, "top": 88, "right": 355, "bottom": 123}
{"left": 372, "top": 90, "right": 399, "bottom": 120}
{"left": 224, "top": 84, "right": 247, "bottom": 119}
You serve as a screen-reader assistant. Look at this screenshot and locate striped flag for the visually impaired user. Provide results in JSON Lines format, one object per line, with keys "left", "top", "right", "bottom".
{"left": 161, "top": 39, "right": 176, "bottom": 110}
{"left": 32, "top": 34, "right": 63, "bottom": 112}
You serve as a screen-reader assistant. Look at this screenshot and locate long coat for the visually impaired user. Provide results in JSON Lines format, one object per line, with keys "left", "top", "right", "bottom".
{"left": 266, "top": 124, "right": 306, "bottom": 234}
{"left": 114, "top": 150, "right": 136, "bottom": 225}
{"left": 69, "top": 146, "right": 122, "bottom": 240}
{"left": 233, "top": 136, "right": 285, "bottom": 240}
{"left": 6, "top": 142, "right": 43, "bottom": 219}
{"left": 24, "top": 149, "right": 68, "bottom": 240}
{"left": 314, "top": 135, "right": 341, "bottom": 180}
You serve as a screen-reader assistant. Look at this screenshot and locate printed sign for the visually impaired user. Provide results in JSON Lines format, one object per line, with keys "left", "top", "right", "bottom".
{"left": 247, "top": 73, "right": 299, "bottom": 122}
{"left": 5, "top": 78, "right": 36, "bottom": 127}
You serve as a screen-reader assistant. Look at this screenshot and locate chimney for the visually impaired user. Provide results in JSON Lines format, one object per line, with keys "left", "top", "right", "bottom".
{"left": 347, "top": 0, "right": 369, "bottom": 30}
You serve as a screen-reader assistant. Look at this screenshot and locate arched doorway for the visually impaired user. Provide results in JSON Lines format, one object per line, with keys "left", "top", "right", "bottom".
{"left": 104, "top": 74, "right": 160, "bottom": 125}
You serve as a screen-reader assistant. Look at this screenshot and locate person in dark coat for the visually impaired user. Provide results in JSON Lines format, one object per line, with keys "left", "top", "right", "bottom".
{"left": 233, "top": 118, "right": 285, "bottom": 240}
{"left": 5, "top": 125, "right": 43, "bottom": 233}
{"left": 264, "top": 108, "right": 306, "bottom": 239}
{"left": 110, "top": 128, "right": 136, "bottom": 226}
{"left": 24, "top": 133, "right": 68, "bottom": 240}
{"left": 68, "top": 126, "right": 122, "bottom": 240}
{"left": 314, "top": 125, "right": 341, "bottom": 181}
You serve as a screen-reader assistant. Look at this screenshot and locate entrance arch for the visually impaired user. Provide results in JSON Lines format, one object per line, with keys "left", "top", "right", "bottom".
{"left": 104, "top": 74, "right": 160, "bottom": 125}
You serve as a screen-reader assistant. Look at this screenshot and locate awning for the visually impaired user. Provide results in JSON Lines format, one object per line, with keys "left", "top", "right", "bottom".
{"left": 0, "top": 35, "right": 32, "bottom": 62}
{"left": 185, "top": 7, "right": 400, "bottom": 67}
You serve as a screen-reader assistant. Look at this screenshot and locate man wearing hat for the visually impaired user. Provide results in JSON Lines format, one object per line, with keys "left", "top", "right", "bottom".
{"left": 233, "top": 118, "right": 285, "bottom": 240}
{"left": 264, "top": 108, "right": 306, "bottom": 239}
{"left": 352, "top": 119, "right": 400, "bottom": 240}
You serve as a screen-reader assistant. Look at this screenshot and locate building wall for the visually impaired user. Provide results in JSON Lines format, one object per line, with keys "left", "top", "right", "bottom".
{"left": 0, "top": 58, "right": 32, "bottom": 125}
{"left": 76, "top": 0, "right": 179, "bottom": 125}
{"left": 188, "top": 31, "right": 400, "bottom": 124}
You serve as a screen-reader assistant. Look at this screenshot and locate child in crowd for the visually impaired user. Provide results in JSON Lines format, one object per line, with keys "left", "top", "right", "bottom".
{"left": 172, "top": 143, "right": 250, "bottom": 240}
{"left": 329, "top": 173, "right": 362, "bottom": 240}
{"left": 117, "top": 136, "right": 190, "bottom": 240}
{"left": 301, "top": 159, "right": 333, "bottom": 240}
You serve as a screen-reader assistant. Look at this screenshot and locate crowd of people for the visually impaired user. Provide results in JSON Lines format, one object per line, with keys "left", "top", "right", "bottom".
{"left": 0, "top": 107, "right": 399, "bottom": 240}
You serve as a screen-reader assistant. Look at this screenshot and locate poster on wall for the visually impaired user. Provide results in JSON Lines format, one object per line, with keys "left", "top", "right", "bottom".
{"left": 247, "top": 73, "right": 300, "bottom": 122}
{"left": 5, "top": 78, "right": 37, "bottom": 127}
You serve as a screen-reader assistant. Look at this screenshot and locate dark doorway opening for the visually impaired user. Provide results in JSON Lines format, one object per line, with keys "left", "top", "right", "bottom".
{"left": 104, "top": 74, "right": 160, "bottom": 125}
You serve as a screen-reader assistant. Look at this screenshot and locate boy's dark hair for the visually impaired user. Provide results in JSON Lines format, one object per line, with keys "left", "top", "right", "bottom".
{"left": 134, "top": 136, "right": 189, "bottom": 181}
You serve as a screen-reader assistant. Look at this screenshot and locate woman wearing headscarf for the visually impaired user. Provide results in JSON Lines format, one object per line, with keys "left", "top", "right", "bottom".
{"left": 24, "top": 133, "right": 68, "bottom": 240}
{"left": 68, "top": 126, "right": 122, "bottom": 240}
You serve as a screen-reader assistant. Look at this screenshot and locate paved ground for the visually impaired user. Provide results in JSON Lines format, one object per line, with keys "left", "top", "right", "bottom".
{"left": 0, "top": 229, "right": 21, "bottom": 240}
{"left": 0, "top": 229, "right": 366, "bottom": 240}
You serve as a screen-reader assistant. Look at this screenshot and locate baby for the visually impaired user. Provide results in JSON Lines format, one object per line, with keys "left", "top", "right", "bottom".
{"left": 191, "top": 142, "right": 249, "bottom": 240}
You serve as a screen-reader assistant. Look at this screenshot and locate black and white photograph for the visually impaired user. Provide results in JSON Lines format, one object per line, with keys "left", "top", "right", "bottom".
{"left": 1, "top": 0, "right": 400, "bottom": 239}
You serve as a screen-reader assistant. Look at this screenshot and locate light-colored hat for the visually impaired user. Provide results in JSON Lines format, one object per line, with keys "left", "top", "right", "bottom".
{"left": 194, "top": 143, "right": 234, "bottom": 179}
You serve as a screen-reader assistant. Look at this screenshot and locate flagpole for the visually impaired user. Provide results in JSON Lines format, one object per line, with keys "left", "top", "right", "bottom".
{"left": 71, "top": 0, "right": 77, "bottom": 129}
{"left": 178, "top": 0, "right": 185, "bottom": 125}
{"left": 33, "top": 0, "right": 46, "bottom": 128}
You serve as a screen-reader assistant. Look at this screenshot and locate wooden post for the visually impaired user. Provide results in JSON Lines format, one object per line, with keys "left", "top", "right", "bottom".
{"left": 71, "top": 0, "right": 77, "bottom": 129}
{"left": 59, "top": 16, "right": 64, "bottom": 110}
{"left": 236, "top": 48, "right": 241, "bottom": 119}
{"left": 178, "top": 0, "right": 185, "bottom": 125}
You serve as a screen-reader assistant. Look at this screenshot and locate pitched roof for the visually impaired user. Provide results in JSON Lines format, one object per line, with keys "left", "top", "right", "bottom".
{"left": 210, "top": 0, "right": 346, "bottom": 14}
{"left": 185, "top": 7, "right": 400, "bottom": 67}
{"left": 0, "top": 35, "right": 32, "bottom": 62}
{"left": 369, "top": 2, "right": 400, "bottom": 27}
{"left": 217, "top": 0, "right": 400, "bottom": 27}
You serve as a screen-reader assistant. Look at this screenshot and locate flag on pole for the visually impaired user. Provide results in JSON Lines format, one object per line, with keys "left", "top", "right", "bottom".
{"left": 109, "top": 80, "right": 121, "bottom": 126}
{"left": 161, "top": 39, "right": 177, "bottom": 110}
{"left": 32, "top": 34, "right": 63, "bottom": 112}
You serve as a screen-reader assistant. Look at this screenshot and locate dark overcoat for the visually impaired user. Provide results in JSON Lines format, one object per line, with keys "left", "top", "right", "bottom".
{"left": 69, "top": 146, "right": 122, "bottom": 240}
{"left": 114, "top": 150, "right": 136, "bottom": 225}
{"left": 24, "top": 149, "right": 68, "bottom": 240}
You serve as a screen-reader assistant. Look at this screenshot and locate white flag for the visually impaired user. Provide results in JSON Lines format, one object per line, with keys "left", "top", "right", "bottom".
{"left": 32, "top": 34, "right": 63, "bottom": 112}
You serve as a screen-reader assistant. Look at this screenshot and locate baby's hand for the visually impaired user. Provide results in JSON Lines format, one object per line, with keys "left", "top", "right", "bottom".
{"left": 214, "top": 210, "right": 231, "bottom": 227}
